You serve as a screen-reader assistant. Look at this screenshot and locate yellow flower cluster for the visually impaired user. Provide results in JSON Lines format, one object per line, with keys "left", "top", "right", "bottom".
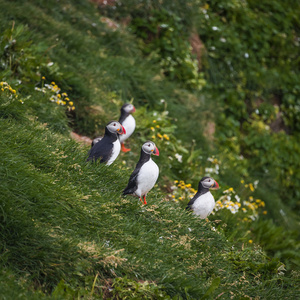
{"left": 150, "top": 120, "right": 170, "bottom": 141}
{"left": 0, "top": 81, "right": 22, "bottom": 103}
{"left": 1, "top": 81, "right": 17, "bottom": 94}
{"left": 214, "top": 188, "right": 241, "bottom": 215}
{"left": 214, "top": 181, "right": 266, "bottom": 222}
{"left": 36, "top": 78, "right": 75, "bottom": 111}
{"left": 169, "top": 180, "right": 197, "bottom": 202}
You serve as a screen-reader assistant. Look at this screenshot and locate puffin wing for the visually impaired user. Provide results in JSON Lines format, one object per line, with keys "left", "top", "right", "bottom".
{"left": 87, "top": 137, "right": 112, "bottom": 163}
{"left": 186, "top": 192, "right": 199, "bottom": 210}
{"left": 123, "top": 167, "right": 140, "bottom": 195}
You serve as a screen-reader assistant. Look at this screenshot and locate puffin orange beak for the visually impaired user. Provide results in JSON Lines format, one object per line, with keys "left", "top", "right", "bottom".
{"left": 118, "top": 125, "right": 126, "bottom": 135}
{"left": 132, "top": 106, "right": 136, "bottom": 113}
{"left": 153, "top": 146, "right": 159, "bottom": 156}
{"left": 211, "top": 180, "right": 219, "bottom": 190}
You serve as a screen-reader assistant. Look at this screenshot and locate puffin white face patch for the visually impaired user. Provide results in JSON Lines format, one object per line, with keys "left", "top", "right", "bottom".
{"left": 107, "top": 121, "right": 122, "bottom": 134}
{"left": 142, "top": 141, "right": 156, "bottom": 155}
{"left": 124, "top": 104, "right": 135, "bottom": 113}
{"left": 201, "top": 177, "right": 215, "bottom": 189}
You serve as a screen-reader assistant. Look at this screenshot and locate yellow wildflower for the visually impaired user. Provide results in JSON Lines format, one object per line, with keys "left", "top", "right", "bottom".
{"left": 150, "top": 127, "right": 155, "bottom": 131}
{"left": 65, "top": 97, "right": 70, "bottom": 101}
{"left": 51, "top": 81, "right": 55, "bottom": 85}
{"left": 156, "top": 125, "right": 160, "bottom": 128}
{"left": 153, "top": 120, "right": 157, "bottom": 123}
{"left": 249, "top": 196, "right": 254, "bottom": 201}
{"left": 171, "top": 195, "right": 175, "bottom": 198}
{"left": 163, "top": 134, "right": 169, "bottom": 140}
{"left": 248, "top": 204, "right": 255, "bottom": 210}
{"left": 248, "top": 240, "right": 253, "bottom": 244}
{"left": 69, "top": 101, "right": 73, "bottom": 106}
{"left": 249, "top": 183, "right": 254, "bottom": 192}
{"left": 1, "top": 88, "right": 4, "bottom": 92}
{"left": 186, "top": 184, "right": 191, "bottom": 188}
{"left": 42, "top": 76, "right": 46, "bottom": 80}
{"left": 71, "top": 106, "right": 75, "bottom": 110}
{"left": 174, "top": 180, "right": 178, "bottom": 183}
{"left": 263, "top": 210, "right": 267, "bottom": 215}
{"left": 57, "top": 94, "right": 61, "bottom": 98}
{"left": 62, "top": 93, "right": 67, "bottom": 97}
{"left": 157, "top": 133, "right": 163, "bottom": 139}
{"left": 228, "top": 187, "right": 234, "bottom": 192}
{"left": 241, "top": 179, "right": 245, "bottom": 184}
{"left": 151, "top": 135, "right": 155, "bottom": 139}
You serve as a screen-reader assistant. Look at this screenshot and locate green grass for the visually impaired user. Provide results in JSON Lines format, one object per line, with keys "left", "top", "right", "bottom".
{"left": 1, "top": 0, "right": 300, "bottom": 298}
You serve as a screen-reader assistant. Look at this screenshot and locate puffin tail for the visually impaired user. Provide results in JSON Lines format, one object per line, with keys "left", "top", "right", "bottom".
{"left": 186, "top": 203, "right": 192, "bottom": 211}
{"left": 123, "top": 186, "right": 136, "bottom": 196}
{"left": 122, "top": 188, "right": 131, "bottom": 196}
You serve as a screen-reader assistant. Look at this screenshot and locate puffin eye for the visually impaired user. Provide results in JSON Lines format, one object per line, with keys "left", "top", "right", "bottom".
{"left": 148, "top": 144, "right": 151, "bottom": 147}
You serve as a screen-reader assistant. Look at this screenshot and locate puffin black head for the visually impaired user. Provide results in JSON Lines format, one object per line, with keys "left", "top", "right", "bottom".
{"left": 106, "top": 120, "right": 126, "bottom": 135}
{"left": 142, "top": 141, "right": 159, "bottom": 156}
{"left": 199, "top": 176, "right": 219, "bottom": 191}
{"left": 121, "top": 103, "right": 135, "bottom": 114}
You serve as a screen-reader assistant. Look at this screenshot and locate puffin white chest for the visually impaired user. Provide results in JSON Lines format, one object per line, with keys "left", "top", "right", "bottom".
{"left": 191, "top": 192, "right": 215, "bottom": 219}
{"left": 135, "top": 159, "right": 159, "bottom": 197}
{"left": 106, "top": 140, "right": 121, "bottom": 166}
{"left": 119, "top": 115, "right": 136, "bottom": 143}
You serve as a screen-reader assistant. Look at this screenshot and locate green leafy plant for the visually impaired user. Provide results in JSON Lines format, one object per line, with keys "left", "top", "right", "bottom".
{"left": 130, "top": 8, "right": 206, "bottom": 90}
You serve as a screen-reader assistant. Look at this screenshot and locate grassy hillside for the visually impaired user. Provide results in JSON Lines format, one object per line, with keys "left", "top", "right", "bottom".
{"left": 1, "top": 0, "right": 300, "bottom": 299}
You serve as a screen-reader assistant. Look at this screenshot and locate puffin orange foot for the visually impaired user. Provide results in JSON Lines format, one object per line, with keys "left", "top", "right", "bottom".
{"left": 143, "top": 196, "right": 147, "bottom": 205}
{"left": 121, "top": 143, "right": 131, "bottom": 152}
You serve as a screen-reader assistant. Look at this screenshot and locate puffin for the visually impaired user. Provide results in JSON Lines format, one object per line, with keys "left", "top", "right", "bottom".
{"left": 186, "top": 176, "right": 219, "bottom": 219}
{"left": 87, "top": 120, "right": 126, "bottom": 165}
{"left": 118, "top": 103, "right": 136, "bottom": 152}
{"left": 123, "top": 141, "right": 159, "bottom": 204}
